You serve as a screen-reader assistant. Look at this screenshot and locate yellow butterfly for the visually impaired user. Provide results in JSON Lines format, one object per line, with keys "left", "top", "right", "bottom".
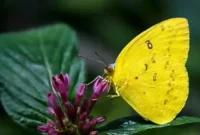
{"left": 104, "top": 18, "right": 189, "bottom": 124}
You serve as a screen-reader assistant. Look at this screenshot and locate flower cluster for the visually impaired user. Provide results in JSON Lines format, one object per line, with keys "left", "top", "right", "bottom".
{"left": 38, "top": 74, "right": 110, "bottom": 135}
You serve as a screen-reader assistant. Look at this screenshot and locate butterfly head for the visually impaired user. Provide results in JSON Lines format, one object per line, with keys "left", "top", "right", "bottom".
{"left": 104, "top": 63, "right": 115, "bottom": 77}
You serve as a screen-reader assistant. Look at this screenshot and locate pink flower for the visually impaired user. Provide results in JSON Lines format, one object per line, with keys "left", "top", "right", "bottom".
{"left": 38, "top": 74, "right": 109, "bottom": 135}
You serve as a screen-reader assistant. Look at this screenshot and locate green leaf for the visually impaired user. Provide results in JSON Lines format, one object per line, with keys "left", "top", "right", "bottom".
{"left": 98, "top": 116, "right": 200, "bottom": 135}
{"left": 0, "top": 24, "right": 85, "bottom": 130}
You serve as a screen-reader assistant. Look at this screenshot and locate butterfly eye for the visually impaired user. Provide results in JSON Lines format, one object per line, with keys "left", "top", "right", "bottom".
{"left": 106, "top": 65, "right": 114, "bottom": 73}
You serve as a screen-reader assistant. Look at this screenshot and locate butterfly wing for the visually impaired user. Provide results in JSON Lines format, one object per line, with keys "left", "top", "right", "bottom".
{"left": 111, "top": 18, "right": 189, "bottom": 124}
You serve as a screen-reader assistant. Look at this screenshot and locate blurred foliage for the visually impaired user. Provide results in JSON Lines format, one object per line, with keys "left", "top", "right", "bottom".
{"left": 0, "top": 0, "right": 200, "bottom": 135}
{"left": 0, "top": 24, "right": 85, "bottom": 131}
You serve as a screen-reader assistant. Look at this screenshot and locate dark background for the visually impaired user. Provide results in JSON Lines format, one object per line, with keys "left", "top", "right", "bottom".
{"left": 0, "top": 0, "right": 200, "bottom": 135}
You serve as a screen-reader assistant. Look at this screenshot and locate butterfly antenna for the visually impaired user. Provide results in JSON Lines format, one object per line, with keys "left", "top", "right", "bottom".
{"left": 77, "top": 54, "right": 107, "bottom": 66}
{"left": 95, "top": 52, "right": 109, "bottom": 66}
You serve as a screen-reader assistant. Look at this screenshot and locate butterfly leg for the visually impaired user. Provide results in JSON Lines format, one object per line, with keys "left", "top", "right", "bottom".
{"left": 106, "top": 95, "right": 120, "bottom": 98}
{"left": 106, "top": 90, "right": 120, "bottom": 98}
{"left": 86, "top": 75, "right": 103, "bottom": 86}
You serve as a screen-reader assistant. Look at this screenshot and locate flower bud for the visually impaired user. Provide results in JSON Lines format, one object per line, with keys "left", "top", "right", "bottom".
{"left": 75, "top": 83, "right": 86, "bottom": 106}
{"left": 65, "top": 101, "right": 75, "bottom": 121}
{"left": 48, "top": 93, "right": 60, "bottom": 111}
{"left": 52, "top": 74, "right": 70, "bottom": 102}
{"left": 95, "top": 116, "right": 106, "bottom": 123}
{"left": 48, "top": 93, "right": 65, "bottom": 129}
{"left": 38, "top": 125, "right": 48, "bottom": 133}
{"left": 52, "top": 74, "right": 69, "bottom": 92}
{"left": 93, "top": 79, "right": 103, "bottom": 96}
{"left": 48, "top": 107, "right": 56, "bottom": 116}
{"left": 83, "top": 116, "right": 105, "bottom": 133}
{"left": 65, "top": 101, "right": 74, "bottom": 114}
{"left": 80, "top": 99, "right": 89, "bottom": 114}
{"left": 101, "top": 82, "right": 110, "bottom": 93}
{"left": 90, "top": 131, "right": 98, "bottom": 135}
{"left": 93, "top": 77, "right": 103, "bottom": 90}
{"left": 92, "top": 78, "right": 110, "bottom": 100}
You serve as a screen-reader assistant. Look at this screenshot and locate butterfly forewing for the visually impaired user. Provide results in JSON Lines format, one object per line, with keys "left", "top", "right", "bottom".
{"left": 111, "top": 18, "right": 189, "bottom": 124}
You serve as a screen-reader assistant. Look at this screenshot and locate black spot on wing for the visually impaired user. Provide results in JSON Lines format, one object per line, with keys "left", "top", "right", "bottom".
{"left": 144, "top": 64, "right": 148, "bottom": 71}
{"left": 146, "top": 40, "right": 153, "bottom": 49}
{"left": 153, "top": 73, "right": 157, "bottom": 81}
